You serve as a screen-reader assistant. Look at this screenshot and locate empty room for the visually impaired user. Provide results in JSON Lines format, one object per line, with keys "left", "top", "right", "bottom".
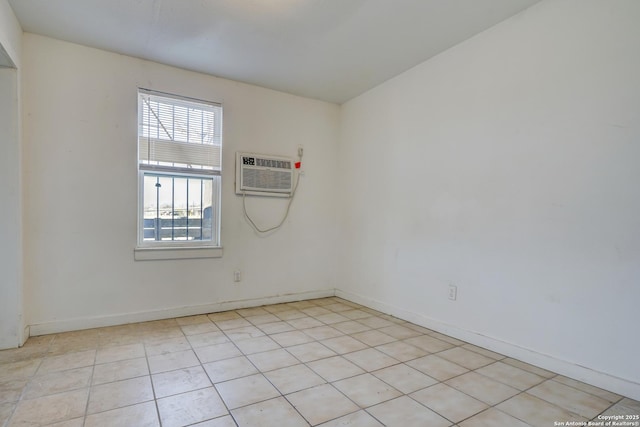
{"left": 1, "top": 0, "right": 639, "bottom": 426}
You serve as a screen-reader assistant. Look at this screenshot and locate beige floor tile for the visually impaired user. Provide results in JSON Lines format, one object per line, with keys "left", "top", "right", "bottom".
{"left": 24, "top": 366, "right": 92, "bottom": 399}
{"left": 404, "top": 324, "right": 435, "bottom": 335}
{"left": 287, "top": 301, "right": 319, "bottom": 310}
{"left": 37, "top": 350, "right": 95, "bottom": 375}
{"left": 187, "top": 331, "right": 229, "bottom": 348}
{"left": 407, "top": 354, "right": 469, "bottom": 381}
{"left": 375, "top": 341, "right": 428, "bottom": 362}
{"left": 324, "top": 303, "right": 357, "bottom": 313}
{"left": 152, "top": 365, "right": 212, "bottom": 398}
{"left": 215, "top": 374, "right": 280, "bottom": 409}
{"left": 224, "top": 326, "right": 266, "bottom": 342}
{"left": 552, "top": 376, "right": 622, "bottom": 403}
{"left": 307, "top": 356, "right": 366, "bottom": 382}
{"left": 175, "top": 314, "right": 211, "bottom": 326}
{"left": 0, "top": 348, "right": 45, "bottom": 366}
{"left": 286, "top": 317, "right": 324, "bottom": 330}
{"left": 300, "top": 306, "right": 333, "bottom": 317}
{"left": 600, "top": 397, "right": 640, "bottom": 416}
{"left": 379, "top": 315, "right": 405, "bottom": 325}
{"left": 497, "top": 392, "right": 587, "bottom": 425}
{"left": 339, "top": 310, "right": 373, "bottom": 320}
{"left": 237, "top": 307, "right": 270, "bottom": 317}
{"left": 8, "top": 388, "right": 88, "bottom": 426}
{"left": 367, "top": 396, "right": 451, "bottom": 427}
{"left": 301, "top": 325, "right": 344, "bottom": 340}
{"left": 475, "top": 361, "right": 544, "bottom": 390}
{"left": 461, "top": 344, "right": 504, "bottom": 360}
{"left": 446, "top": 372, "right": 519, "bottom": 405}
{"left": 84, "top": 401, "right": 159, "bottom": 427}
{"left": 231, "top": 397, "right": 309, "bottom": 427}
{"left": 92, "top": 357, "right": 149, "bottom": 385}
{"left": 98, "top": 333, "right": 143, "bottom": 348}
{"left": 333, "top": 373, "right": 402, "bottom": 407}
{"left": 357, "top": 316, "right": 395, "bottom": 329}
{"left": 0, "top": 359, "right": 42, "bottom": 382}
{"left": 142, "top": 328, "right": 185, "bottom": 344}
{"left": 265, "top": 364, "right": 325, "bottom": 394}
{"left": 180, "top": 322, "right": 221, "bottom": 336}
{"left": 271, "top": 331, "right": 314, "bottom": 347}
{"left": 0, "top": 402, "right": 15, "bottom": 426}
{"left": 144, "top": 336, "right": 192, "bottom": 356}
{"left": 207, "top": 311, "right": 241, "bottom": 322}
{"left": 193, "top": 343, "right": 241, "bottom": 364}
{"left": 191, "top": 415, "right": 237, "bottom": 426}
{"left": 203, "top": 356, "right": 258, "bottom": 383}
{"left": 48, "top": 332, "right": 99, "bottom": 355}
{"left": 343, "top": 348, "right": 399, "bottom": 371}
{"left": 157, "top": 387, "right": 228, "bottom": 427}
{"left": 351, "top": 330, "right": 396, "bottom": 347}
{"left": 372, "top": 364, "right": 438, "bottom": 394}
{"left": 287, "top": 384, "right": 359, "bottom": 425}
{"left": 406, "top": 355, "right": 469, "bottom": 381}
{"left": 87, "top": 375, "right": 154, "bottom": 414}
{"left": 458, "top": 408, "right": 530, "bottom": 427}
{"left": 214, "top": 318, "right": 252, "bottom": 331}
{"left": 501, "top": 357, "right": 556, "bottom": 378}
{"left": 256, "top": 321, "right": 296, "bottom": 335}
{"left": 410, "top": 383, "right": 488, "bottom": 423}
{"left": 46, "top": 418, "right": 84, "bottom": 427}
{"left": 427, "top": 331, "right": 465, "bottom": 346}
{"left": 275, "top": 310, "right": 307, "bottom": 321}
{"left": 317, "top": 410, "right": 384, "bottom": 426}
{"left": 331, "top": 321, "right": 371, "bottom": 335}
{"left": 320, "top": 336, "right": 368, "bottom": 354}
{"left": 403, "top": 335, "right": 454, "bottom": 353}
{"left": 527, "top": 379, "right": 611, "bottom": 418}
{"left": 245, "top": 314, "right": 283, "bottom": 325}
{"left": 316, "top": 313, "right": 351, "bottom": 325}
{"left": 148, "top": 349, "right": 200, "bottom": 374}
{"left": 135, "top": 319, "right": 179, "bottom": 332}
{"left": 0, "top": 379, "right": 27, "bottom": 404}
{"left": 286, "top": 342, "right": 336, "bottom": 363}
{"left": 95, "top": 343, "right": 145, "bottom": 364}
{"left": 247, "top": 349, "right": 299, "bottom": 372}
{"left": 234, "top": 336, "right": 280, "bottom": 355}
{"left": 6, "top": 298, "right": 633, "bottom": 427}
{"left": 377, "top": 325, "right": 422, "bottom": 340}
{"left": 263, "top": 303, "right": 294, "bottom": 314}
{"left": 437, "top": 347, "right": 494, "bottom": 370}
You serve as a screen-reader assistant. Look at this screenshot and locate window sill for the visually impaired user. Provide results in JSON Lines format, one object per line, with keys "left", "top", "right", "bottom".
{"left": 134, "top": 246, "right": 223, "bottom": 261}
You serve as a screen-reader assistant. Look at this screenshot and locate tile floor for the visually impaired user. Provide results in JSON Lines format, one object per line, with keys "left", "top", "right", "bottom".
{"left": 0, "top": 297, "right": 638, "bottom": 426}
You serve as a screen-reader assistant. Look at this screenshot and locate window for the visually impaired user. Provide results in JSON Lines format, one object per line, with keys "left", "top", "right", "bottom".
{"left": 137, "top": 89, "right": 222, "bottom": 255}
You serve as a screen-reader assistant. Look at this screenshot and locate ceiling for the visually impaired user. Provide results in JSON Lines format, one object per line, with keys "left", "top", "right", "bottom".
{"left": 8, "top": 0, "right": 540, "bottom": 104}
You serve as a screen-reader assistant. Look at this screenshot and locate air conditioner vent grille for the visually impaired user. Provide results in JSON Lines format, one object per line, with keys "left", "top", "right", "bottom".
{"left": 243, "top": 168, "right": 292, "bottom": 192}
{"left": 236, "top": 152, "right": 294, "bottom": 197}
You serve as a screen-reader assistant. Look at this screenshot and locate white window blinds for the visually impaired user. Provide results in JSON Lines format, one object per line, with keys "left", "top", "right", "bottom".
{"left": 138, "top": 89, "right": 222, "bottom": 175}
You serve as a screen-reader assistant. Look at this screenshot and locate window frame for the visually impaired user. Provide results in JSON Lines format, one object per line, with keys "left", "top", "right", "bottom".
{"left": 135, "top": 89, "right": 223, "bottom": 258}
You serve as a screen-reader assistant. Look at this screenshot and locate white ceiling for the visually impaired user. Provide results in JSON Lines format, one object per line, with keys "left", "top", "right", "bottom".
{"left": 9, "top": 0, "right": 540, "bottom": 104}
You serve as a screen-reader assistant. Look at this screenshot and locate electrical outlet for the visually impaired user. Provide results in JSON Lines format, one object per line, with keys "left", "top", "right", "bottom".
{"left": 448, "top": 284, "right": 457, "bottom": 301}
{"left": 297, "top": 145, "right": 304, "bottom": 158}
{"left": 234, "top": 270, "right": 242, "bottom": 282}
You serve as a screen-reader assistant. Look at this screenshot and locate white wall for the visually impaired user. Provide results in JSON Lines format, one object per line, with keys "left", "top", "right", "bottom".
{"left": 338, "top": 0, "right": 640, "bottom": 398}
{"left": 0, "top": 0, "right": 23, "bottom": 349}
{"left": 22, "top": 34, "right": 340, "bottom": 333}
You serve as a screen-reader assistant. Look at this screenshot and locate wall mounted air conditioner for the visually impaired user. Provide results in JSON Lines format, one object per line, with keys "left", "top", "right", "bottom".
{"left": 235, "top": 152, "right": 294, "bottom": 197}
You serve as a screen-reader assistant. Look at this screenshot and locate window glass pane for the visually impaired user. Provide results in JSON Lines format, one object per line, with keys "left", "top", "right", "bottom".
{"left": 142, "top": 173, "right": 214, "bottom": 242}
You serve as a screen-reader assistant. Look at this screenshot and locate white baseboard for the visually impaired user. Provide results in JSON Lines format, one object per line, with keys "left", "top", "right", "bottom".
{"left": 29, "top": 289, "right": 336, "bottom": 337}
{"left": 336, "top": 289, "right": 640, "bottom": 401}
